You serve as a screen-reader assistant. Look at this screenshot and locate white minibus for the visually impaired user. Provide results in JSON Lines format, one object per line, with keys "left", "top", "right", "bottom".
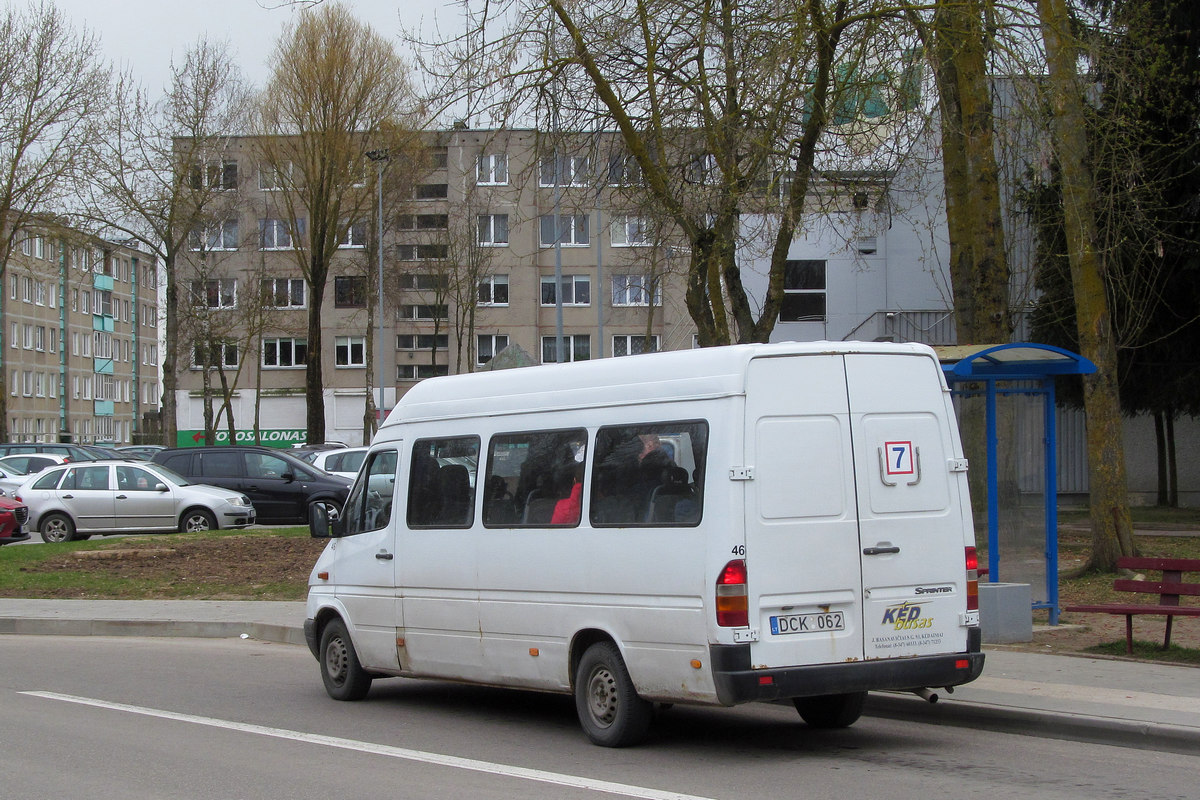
{"left": 305, "top": 342, "right": 984, "bottom": 746}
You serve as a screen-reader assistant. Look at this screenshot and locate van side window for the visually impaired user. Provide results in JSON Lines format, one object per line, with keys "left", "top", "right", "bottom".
{"left": 340, "top": 450, "right": 398, "bottom": 536}
{"left": 407, "top": 437, "right": 480, "bottom": 528}
{"left": 591, "top": 421, "right": 707, "bottom": 526}
{"left": 483, "top": 429, "right": 587, "bottom": 527}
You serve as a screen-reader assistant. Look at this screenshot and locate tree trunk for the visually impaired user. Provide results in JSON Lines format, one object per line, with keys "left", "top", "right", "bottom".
{"left": 306, "top": 265, "right": 327, "bottom": 444}
{"left": 1155, "top": 411, "right": 1168, "bottom": 506}
{"left": 160, "top": 253, "right": 179, "bottom": 446}
{"left": 1039, "top": 0, "right": 1135, "bottom": 571}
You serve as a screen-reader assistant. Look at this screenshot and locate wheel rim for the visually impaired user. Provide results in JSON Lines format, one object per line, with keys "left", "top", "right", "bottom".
{"left": 185, "top": 514, "right": 212, "bottom": 532}
{"left": 43, "top": 518, "right": 70, "bottom": 543}
{"left": 324, "top": 635, "right": 349, "bottom": 686}
{"left": 585, "top": 665, "right": 619, "bottom": 728}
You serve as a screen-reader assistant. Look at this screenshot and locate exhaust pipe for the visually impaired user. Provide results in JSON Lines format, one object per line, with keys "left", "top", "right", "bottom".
{"left": 913, "top": 688, "right": 939, "bottom": 704}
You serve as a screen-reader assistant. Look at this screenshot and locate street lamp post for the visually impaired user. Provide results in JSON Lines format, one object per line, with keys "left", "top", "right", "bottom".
{"left": 366, "top": 149, "right": 389, "bottom": 431}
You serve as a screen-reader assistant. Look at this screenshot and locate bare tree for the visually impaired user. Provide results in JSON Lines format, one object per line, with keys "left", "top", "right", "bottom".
{"left": 417, "top": 0, "right": 929, "bottom": 345}
{"left": 83, "top": 38, "right": 252, "bottom": 446}
{"left": 0, "top": 2, "right": 109, "bottom": 439}
{"left": 255, "top": 1, "right": 419, "bottom": 443}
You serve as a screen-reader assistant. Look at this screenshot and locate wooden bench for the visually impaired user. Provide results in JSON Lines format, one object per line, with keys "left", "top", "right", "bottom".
{"left": 1064, "top": 557, "right": 1200, "bottom": 654}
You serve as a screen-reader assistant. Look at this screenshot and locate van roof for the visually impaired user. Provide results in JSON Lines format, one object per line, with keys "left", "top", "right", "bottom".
{"left": 387, "top": 341, "right": 938, "bottom": 426}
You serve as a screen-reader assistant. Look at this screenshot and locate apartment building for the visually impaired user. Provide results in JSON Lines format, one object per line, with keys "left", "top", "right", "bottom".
{"left": 4, "top": 225, "right": 160, "bottom": 445}
{"left": 172, "top": 130, "right": 696, "bottom": 447}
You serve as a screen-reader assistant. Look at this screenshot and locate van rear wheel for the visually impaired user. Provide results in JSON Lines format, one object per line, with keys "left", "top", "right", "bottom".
{"left": 319, "top": 619, "right": 372, "bottom": 701}
{"left": 574, "top": 641, "right": 652, "bottom": 747}
{"left": 793, "top": 691, "right": 867, "bottom": 728}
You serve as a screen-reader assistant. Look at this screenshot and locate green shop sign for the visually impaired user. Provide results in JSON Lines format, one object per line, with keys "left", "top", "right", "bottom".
{"left": 176, "top": 429, "right": 307, "bottom": 448}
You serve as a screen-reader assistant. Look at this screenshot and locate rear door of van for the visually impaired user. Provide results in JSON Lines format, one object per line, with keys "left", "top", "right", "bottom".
{"left": 742, "top": 351, "right": 969, "bottom": 670}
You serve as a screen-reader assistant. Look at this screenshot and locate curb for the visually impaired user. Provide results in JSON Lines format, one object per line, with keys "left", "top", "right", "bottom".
{"left": 866, "top": 692, "right": 1200, "bottom": 757}
{"left": 0, "top": 617, "right": 306, "bottom": 646}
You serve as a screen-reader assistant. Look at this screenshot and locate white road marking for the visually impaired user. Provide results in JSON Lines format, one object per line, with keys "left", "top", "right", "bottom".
{"left": 21, "top": 691, "right": 714, "bottom": 800}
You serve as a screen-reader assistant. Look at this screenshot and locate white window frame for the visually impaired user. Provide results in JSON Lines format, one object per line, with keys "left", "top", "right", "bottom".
{"left": 476, "top": 153, "right": 508, "bottom": 185}
{"left": 335, "top": 336, "right": 366, "bottom": 367}
{"left": 541, "top": 275, "right": 591, "bottom": 307}
{"left": 262, "top": 277, "right": 306, "bottom": 309}
{"left": 339, "top": 220, "right": 367, "bottom": 248}
{"left": 541, "top": 334, "right": 591, "bottom": 363}
{"left": 477, "top": 274, "right": 509, "bottom": 307}
{"left": 190, "top": 219, "right": 239, "bottom": 251}
{"left": 612, "top": 274, "right": 662, "bottom": 307}
{"left": 192, "top": 279, "right": 238, "bottom": 309}
{"left": 540, "top": 155, "right": 589, "bottom": 187}
{"left": 262, "top": 337, "right": 307, "bottom": 368}
{"left": 610, "top": 215, "right": 651, "bottom": 247}
{"left": 260, "top": 218, "right": 298, "bottom": 250}
{"left": 477, "top": 213, "right": 509, "bottom": 246}
{"left": 539, "top": 214, "right": 590, "bottom": 247}
{"left": 477, "top": 334, "right": 509, "bottom": 366}
{"left": 612, "top": 334, "right": 661, "bottom": 357}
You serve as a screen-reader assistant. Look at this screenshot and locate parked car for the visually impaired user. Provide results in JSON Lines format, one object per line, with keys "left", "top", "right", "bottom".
{"left": 17, "top": 460, "right": 256, "bottom": 543}
{"left": 0, "top": 443, "right": 105, "bottom": 462}
{"left": 151, "top": 446, "right": 350, "bottom": 525}
{"left": 115, "top": 445, "right": 168, "bottom": 461}
{"left": 290, "top": 442, "right": 349, "bottom": 464}
{"left": 0, "top": 496, "right": 29, "bottom": 545}
{"left": 308, "top": 447, "right": 368, "bottom": 480}
{"left": 0, "top": 453, "right": 68, "bottom": 475}
{"left": 0, "top": 462, "right": 35, "bottom": 497}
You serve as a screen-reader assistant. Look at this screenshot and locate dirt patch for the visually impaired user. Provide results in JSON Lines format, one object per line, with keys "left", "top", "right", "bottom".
{"left": 8, "top": 535, "right": 327, "bottom": 600}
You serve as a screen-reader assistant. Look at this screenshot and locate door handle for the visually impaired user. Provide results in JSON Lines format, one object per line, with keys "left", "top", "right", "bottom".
{"left": 375, "top": 552, "right": 394, "bottom": 560}
{"left": 863, "top": 546, "right": 901, "bottom": 555}
{"left": 62, "top": 494, "right": 74, "bottom": 499}
{"left": 116, "top": 494, "right": 129, "bottom": 500}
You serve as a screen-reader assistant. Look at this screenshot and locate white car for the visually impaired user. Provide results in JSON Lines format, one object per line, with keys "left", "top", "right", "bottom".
{"left": 17, "top": 460, "right": 256, "bottom": 543}
{"left": 308, "top": 447, "right": 368, "bottom": 480}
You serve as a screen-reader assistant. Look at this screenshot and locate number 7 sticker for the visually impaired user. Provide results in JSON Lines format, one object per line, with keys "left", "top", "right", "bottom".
{"left": 878, "top": 441, "right": 922, "bottom": 487}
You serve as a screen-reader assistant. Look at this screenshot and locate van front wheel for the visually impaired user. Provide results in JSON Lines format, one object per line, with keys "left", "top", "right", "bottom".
{"left": 319, "top": 619, "right": 372, "bottom": 701}
{"left": 793, "top": 691, "right": 867, "bottom": 728}
{"left": 574, "top": 642, "right": 652, "bottom": 747}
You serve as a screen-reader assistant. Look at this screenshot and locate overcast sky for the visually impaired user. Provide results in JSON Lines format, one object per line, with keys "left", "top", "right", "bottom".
{"left": 49, "top": 0, "right": 448, "bottom": 91}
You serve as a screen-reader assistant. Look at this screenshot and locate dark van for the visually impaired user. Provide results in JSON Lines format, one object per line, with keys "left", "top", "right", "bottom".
{"left": 151, "top": 445, "right": 350, "bottom": 524}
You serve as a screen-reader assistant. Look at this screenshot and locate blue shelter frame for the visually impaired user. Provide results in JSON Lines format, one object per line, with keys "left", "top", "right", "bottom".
{"left": 936, "top": 343, "right": 1096, "bottom": 625}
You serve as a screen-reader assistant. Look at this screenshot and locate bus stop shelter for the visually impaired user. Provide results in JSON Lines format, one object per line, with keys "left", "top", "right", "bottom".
{"left": 936, "top": 343, "right": 1096, "bottom": 625}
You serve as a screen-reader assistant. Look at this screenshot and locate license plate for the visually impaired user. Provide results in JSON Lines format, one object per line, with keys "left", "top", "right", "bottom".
{"left": 769, "top": 611, "right": 845, "bottom": 635}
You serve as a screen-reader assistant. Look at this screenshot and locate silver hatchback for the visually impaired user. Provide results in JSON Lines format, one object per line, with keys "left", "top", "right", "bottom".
{"left": 17, "top": 460, "right": 256, "bottom": 542}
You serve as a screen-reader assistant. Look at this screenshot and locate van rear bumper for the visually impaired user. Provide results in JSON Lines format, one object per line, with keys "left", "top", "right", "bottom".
{"left": 710, "top": 627, "right": 985, "bottom": 705}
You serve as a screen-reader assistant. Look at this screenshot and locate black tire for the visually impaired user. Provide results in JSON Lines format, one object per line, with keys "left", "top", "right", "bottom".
{"left": 574, "top": 641, "right": 652, "bottom": 747}
{"left": 40, "top": 513, "right": 76, "bottom": 543}
{"left": 180, "top": 508, "right": 217, "bottom": 533}
{"left": 793, "top": 691, "right": 867, "bottom": 728}
{"left": 319, "top": 619, "right": 372, "bottom": 701}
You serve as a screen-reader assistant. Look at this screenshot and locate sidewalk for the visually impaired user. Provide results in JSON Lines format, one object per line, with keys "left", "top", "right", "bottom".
{"left": 1, "top": 599, "right": 1198, "bottom": 754}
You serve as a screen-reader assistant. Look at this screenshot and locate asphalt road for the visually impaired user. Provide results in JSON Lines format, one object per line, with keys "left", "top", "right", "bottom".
{"left": 3, "top": 635, "right": 1196, "bottom": 800}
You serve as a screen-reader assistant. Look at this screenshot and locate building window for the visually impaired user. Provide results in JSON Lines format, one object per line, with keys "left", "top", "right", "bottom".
{"left": 263, "top": 337, "right": 307, "bottom": 368}
{"left": 430, "top": 150, "right": 448, "bottom": 168}
{"left": 477, "top": 334, "right": 509, "bottom": 365}
{"left": 258, "top": 162, "right": 293, "bottom": 190}
{"left": 398, "top": 214, "right": 449, "bottom": 230}
{"left": 191, "top": 279, "right": 237, "bottom": 309}
{"left": 397, "top": 273, "right": 448, "bottom": 291}
{"left": 189, "top": 219, "right": 239, "bottom": 251}
{"left": 260, "top": 218, "right": 302, "bottom": 249}
{"left": 396, "top": 244, "right": 448, "bottom": 261}
{"left": 191, "top": 160, "right": 238, "bottom": 190}
{"left": 339, "top": 221, "right": 367, "bottom": 248}
{"left": 477, "top": 153, "right": 508, "bottom": 185}
{"left": 541, "top": 275, "right": 591, "bottom": 306}
{"left": 780, "top": 259, "right": 826, "bottom": 322}
{"left": 335, "top": 336, "right": 366, "bottom": 367}
{"left": 541, "top": 334, "right": 590, "bottom": 363}
{"left": 477, "top": 214, "right": 509, "bottom": 246}
{"left": 612, "top": 274, "right": 661, "bottom": 307}
{"left": 262, "top": 278, "right": 305, "bottom": 308}
{"left": 415, "top": 183, "right": 448, "bottom": 200}
{"left": 334, "top": 276, "right": 367, "bottom": 307}
{"left": 22, "top": 324, "right": 33, "bottom": 349}
{"left": 612, "top": 334, "right": 660, "bottom": 357}
{"left": 540, "top": 155, "right": 589, "bottom": 187}
{"left": 608, "top": 153, "right": 643, "bottom": 186}
{"left": 477, "top": 274, "right": 509, "bottom": 306}
{"left": 396, "top": 334, "right": 448, "bottom": 350}
{"left": 539, "top": 214, "right": 590, "bottom": 247}
{"left": 192, "top": 342, "right": 239, "bottom": 369}
{"left": 399, "top": 304, "right": 447, "bottom": 321}
{"left": 397, "top": 364, "right": 449, "bottom": 381}
{"left": 610, "top": 215, "right": 651, "bottom": 246}
{"left": 34, "top": 326, "right": 45, "bottom": 352}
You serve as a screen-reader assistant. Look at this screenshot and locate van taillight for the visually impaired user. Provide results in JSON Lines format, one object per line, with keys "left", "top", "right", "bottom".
{"left": 716, "top": 559, "right": 748, "bottom": 627}
{"left": 965, "top": 547, "right": 979, "bottom": 612}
